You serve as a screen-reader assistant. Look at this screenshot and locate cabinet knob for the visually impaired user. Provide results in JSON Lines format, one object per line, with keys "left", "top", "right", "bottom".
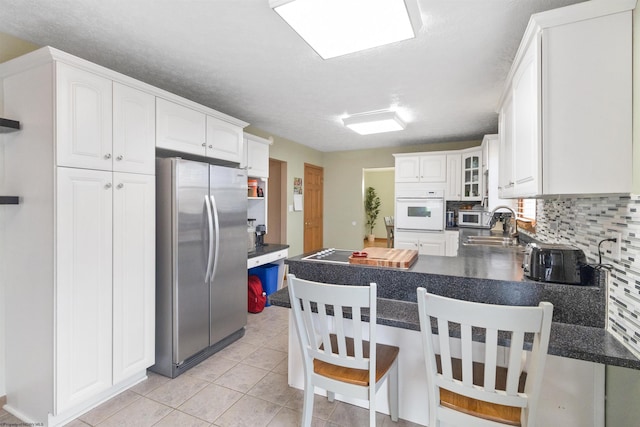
{"left": 116, "top": 155, "right": 123, "bottom": 161}
{"left": 104, "top": 153, "right": 112, "bottom": 160}
{"left": 202, "top": 143, "right": 206, "bottom": 147}
{"left": 117, "top": 183, "right": 124, "bottom": 189}
{"left": 208, "top": 144, "right": 213, "bottom": 149}
{"left": 105, "top": 183, "right": 112, "bottom": 189}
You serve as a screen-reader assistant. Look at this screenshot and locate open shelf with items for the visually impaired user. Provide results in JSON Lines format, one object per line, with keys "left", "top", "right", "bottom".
{"left": 247, "top": 176, "right": 268, "bottom": 231}
{"left": 0, "top": 117, "right": 20, "bottom": 133}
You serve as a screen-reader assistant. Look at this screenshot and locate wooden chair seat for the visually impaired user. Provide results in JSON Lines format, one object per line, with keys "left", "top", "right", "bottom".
{"left": 314, "top": 334, "right": 400, "bottom": 387}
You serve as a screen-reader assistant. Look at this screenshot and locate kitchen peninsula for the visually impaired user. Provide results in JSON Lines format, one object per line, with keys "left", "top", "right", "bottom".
{"left": 269, "top": 234, "right": 640, "bottom": 426}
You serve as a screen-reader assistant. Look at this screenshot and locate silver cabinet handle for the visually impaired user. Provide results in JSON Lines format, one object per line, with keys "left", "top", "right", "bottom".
{"left": 208, "top": 144, "right": 213, "bottom": 149}
{"left": 202, "top": 143, "right": 206, "bottom": 147}
{"left": 117, "top": 183, "right": 124, "bottom": 189}
{"left": 105, "top": 153, "right": 112, "bottom": 159}
{"left": 105, "top": 183, "right": 112, "bottom": 189}
{"left": 116, "top": 155, "right": 123, "bottom": 161}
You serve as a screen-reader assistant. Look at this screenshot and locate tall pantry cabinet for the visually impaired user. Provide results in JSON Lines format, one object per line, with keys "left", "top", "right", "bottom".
{"left": 0, "top": 48, "right": 155, "bottom": 426}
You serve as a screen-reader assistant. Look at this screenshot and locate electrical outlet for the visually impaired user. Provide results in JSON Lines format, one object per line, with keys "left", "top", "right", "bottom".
{"left": 611, "top": 232, "right": 622, "bottom": 261}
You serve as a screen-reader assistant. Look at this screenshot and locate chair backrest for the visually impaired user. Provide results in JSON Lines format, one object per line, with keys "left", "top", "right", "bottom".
{"left": 416, "top": 288, "right": 553, "bottom": 427}
{"left": 288, "top": 274, "right": 377, "bottom": 383}
{"left": 384, "top": 216, "right": 394, "bottom": 226}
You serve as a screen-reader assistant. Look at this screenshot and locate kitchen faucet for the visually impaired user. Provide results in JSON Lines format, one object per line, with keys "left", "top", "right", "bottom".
{"left": 489, "top": 205, "right": 519, "bottom": 238}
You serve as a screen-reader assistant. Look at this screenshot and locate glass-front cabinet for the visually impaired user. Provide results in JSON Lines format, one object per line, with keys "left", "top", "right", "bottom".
{"left": 461, "top": 150, "right": 482, "bottom": 200}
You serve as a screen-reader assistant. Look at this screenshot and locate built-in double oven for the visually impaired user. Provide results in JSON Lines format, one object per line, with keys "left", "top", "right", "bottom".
{"left": 395, "top": 189, "right": 445, "bottom": 231}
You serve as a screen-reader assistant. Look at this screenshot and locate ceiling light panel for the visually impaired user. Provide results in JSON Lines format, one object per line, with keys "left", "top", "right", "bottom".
{"left": 270, "top": 0, "right": 420, "bottom": 59}
{"left": 342, "top": 111, "right": 406, "bottom": 135}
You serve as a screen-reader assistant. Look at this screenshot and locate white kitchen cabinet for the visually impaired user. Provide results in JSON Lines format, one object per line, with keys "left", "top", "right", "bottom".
{"left": 244, "top": 133, "right": 270, "bottom": 178}
{"left": 395, "top": 230, "right": 449, "bottom": 256}
{"left": 497, "top": 0, "right": 633, "bottom": 198}
{"left": 482, "top": 135, "right": 516, "bottom": 212}
{"left": 112, "top": 172, "right": 155, "bottom": 384}
{"left": 1, "top": 48, "right": 156, "bottom": 426}
{"left": 156, "top": 98, "right": 206, "bottom": 155}
{"left": 56, "top": 167, "right": 114, "bottom": 412}
{"left": 461, "top": 149, "right": 482, "bottom": 200}
{"left": 56, "top": 62, "right": 113, "bottom": 171}
{"left": 206, "top": 115, "right": 244, "bottom": 163}
{"left": 113, "top": 83, "right": 156, "bottom": 175}
{"left": 445, "top": 230, "right": 459, "bottom": 257}
{"left": 394, "top": 154, "right": 447, "bottom": 183}
{"left": 445, "top": 154, "right": 461, "bottom": 201}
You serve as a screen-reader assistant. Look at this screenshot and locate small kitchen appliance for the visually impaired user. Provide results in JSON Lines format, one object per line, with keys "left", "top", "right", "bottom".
{"left": 522, "top": 243, "right": 587, "bottom": 284}
{"left": 247, "top": 218, "right": 256, "bottom": 252}
{"left": 458, "top": 209, "right": 492, "bottom": 228}
{"left": 255, "top": 224, "right": 266, "bottom": 247}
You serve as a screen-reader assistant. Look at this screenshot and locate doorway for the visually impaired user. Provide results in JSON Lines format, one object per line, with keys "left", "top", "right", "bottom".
{"left": 363, "top": 167, "right": 395, "bottom": 246}
{"left": 266, "top": 158, "right": 287, "bottom": 245}
{"left": 303, "top": 163, "right": 323, "bottom": 253}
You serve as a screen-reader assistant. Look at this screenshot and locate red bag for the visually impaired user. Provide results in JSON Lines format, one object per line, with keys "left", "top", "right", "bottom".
{"left": 248, "top": 275, "right": 266, "bottom": 313}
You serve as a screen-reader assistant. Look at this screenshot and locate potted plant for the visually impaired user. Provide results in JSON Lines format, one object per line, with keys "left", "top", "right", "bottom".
{"left": 364, "top": 186, "right": 381, "bottom": 242}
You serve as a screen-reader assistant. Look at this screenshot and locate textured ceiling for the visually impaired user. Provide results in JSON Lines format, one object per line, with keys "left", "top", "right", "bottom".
{"left": 0, "top": 0, "right": 585, "bottom": 152}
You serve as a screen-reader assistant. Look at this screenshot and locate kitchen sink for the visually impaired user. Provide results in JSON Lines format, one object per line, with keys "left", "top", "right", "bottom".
{"left": 462, "top": 235, "right": 520, "bottom": 247}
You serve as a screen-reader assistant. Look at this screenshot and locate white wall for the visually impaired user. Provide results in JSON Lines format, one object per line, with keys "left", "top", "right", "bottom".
{"left": 0, "top": 32, "right": 39, "bottom": 398}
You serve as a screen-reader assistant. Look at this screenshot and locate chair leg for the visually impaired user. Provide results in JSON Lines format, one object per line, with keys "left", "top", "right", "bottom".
{"left": 302, "top": 382, "right": 314, "bottom": 426}
{"left": 389, "top": 361, "right": 399, "bottom": 422}
{"left": 327, "top": 391, "right": 335, "bottom": 402}
{"left": 369, "top": 389, "right": 376, "bottom": 427}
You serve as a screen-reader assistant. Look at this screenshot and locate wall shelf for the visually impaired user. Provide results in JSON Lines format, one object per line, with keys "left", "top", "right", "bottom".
{"left": 0, "top": 196, "right": 20, "bottom": 205}
{"left": 0, "top": 118, "right": 21, "bottom": 133}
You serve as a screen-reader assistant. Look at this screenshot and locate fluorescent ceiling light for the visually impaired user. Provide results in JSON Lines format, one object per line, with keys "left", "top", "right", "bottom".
{"left": 270, "top": 0, "right": 421, "bottom": 59}
{"left": 342, "top": 111, "right": 406, "bottom": 135}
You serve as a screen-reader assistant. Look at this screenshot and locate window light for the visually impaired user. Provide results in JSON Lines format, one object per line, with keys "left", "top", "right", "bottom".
{"left": 269, "top": 0, "right": 422, "bottom": 60}
{"left": 342, "top": 110, "right": 406, "bottom": 135}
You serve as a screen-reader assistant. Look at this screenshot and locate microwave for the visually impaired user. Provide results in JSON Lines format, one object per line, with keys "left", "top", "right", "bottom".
{"left": 458, "top": 210, "right": 492, "bottom": 228}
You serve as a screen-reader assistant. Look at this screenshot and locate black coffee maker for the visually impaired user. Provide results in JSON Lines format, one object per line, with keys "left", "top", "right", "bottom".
{"left": 255, "top": 224, "right": 266, "bottom": 247}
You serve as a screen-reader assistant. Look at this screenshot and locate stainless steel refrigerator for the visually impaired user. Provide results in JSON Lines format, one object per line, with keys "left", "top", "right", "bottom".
{"left": 152, "top": 157, "right": 248, "bottom": 378}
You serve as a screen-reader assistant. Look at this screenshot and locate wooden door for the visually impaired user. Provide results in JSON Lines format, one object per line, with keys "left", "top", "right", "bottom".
{"left": 303, "top": 163, "right": 323, "bottom": 253}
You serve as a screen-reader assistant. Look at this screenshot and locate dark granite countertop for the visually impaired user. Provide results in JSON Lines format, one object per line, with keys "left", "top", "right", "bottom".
{"left": 271, "top": 229, "right": 640, "bottom": 369}
{"left": 248, "top": 243, "right": 289, "bottom": 259}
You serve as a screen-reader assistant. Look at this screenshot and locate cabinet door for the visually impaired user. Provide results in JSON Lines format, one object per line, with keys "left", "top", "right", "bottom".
{"left": 512, "top": 37, "right": 541, "bottom": 197}
{"left": 206, "top": 116, "right": 243, "bottom": 163}
{"left": 56, "top": 62, "right": 112, "bottom": 170}
{"left": 246, "top": 138, "right": 270, "bottom": 178}
{"left": 419, "top": 155, "right": 447, "bottom": 182}
{"left": 445, "top": 231, "right": 459, "bottom": 257}
{"left": 445, "top": 154, "right": 461, "bottom": 200}
{"left": 56, "top": 167, "right": 113, "bottom": 413}
{"left": 156, "top": 98, "right": 206, "bottom": 156}
{"left": 395, "top": 156, "right": 420, "bottom": 183}
{"left": 418, "top": 238, "right": 446, "bottom": 256}
{"left": 461, "top": 151, "right": 482, "bottom": 200}
{"left": 112, "top": 172, "right": 155, "bottom": 383}
{"left": 113, "top": 83, "right": 156, "bottom": 175}
{"left": 498, "top": 93, "right": 514, "bottom": 198}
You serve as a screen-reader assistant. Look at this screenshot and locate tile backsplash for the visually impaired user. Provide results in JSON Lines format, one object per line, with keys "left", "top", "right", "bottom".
{"left": 522, "top": 195, "right": 640, "bottom": 358}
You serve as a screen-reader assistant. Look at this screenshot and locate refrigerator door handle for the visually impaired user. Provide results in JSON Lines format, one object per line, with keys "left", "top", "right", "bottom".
{"left": 209, "top": 194, "right": 221, "bottom": 282}
{"left": 204, "top": 195, "right": 215, "bottom": 283}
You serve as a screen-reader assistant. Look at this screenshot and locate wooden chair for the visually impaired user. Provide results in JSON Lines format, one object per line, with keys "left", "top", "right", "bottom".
{"left": 288, "top": 274, "right": 400, "bottom": 427}
{"left": 384, "top": 216, "right": 394, "bottom": 248}
{"left": 416, "top": 288, "right": 552, "bottom": 427}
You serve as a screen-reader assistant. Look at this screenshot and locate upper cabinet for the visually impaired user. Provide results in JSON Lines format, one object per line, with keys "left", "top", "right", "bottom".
{"left": 206, "top": 116, "right": 244, "bottom": 163}
{"left": 156, "top": 98, "right": 246, "bottom": 164}
{"left": 156, "top": 98, "right": 206, "bottom": 155}
{"left": 461, "top": 149, "right": 482, "bottom": 200}
{"left": 394, "top": 154, "right": 447, "bottom": 183}
{"left": 56, "top": 62, "right": 113, "bottom": 171}
{"left": 445, "top": 153, "right": 461, "bottom": 200}
{"left": 244, "top": 133, "right": 271, "bottom": 178}
{"left": 497, "top": 0, "right": 633, "bottom": 198}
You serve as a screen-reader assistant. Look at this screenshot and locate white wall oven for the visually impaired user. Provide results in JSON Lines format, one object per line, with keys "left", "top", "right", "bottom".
{"left": 395, "top": 190, "right": 445, "bottom": 231}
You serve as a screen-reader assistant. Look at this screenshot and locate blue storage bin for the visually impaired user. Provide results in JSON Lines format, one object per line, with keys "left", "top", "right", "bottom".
{"left": 249, "top": 263, "right": 279, "bottom": 306}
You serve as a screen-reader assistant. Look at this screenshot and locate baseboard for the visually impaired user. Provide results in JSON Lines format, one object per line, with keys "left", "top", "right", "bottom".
{"left": 0, "top": 394, "right": 6, "bottom": 408}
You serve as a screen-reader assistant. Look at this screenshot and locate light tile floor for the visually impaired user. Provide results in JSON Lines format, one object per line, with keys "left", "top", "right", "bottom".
{"left": 0, "top": 305, "right": 423, "bottom": 427}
